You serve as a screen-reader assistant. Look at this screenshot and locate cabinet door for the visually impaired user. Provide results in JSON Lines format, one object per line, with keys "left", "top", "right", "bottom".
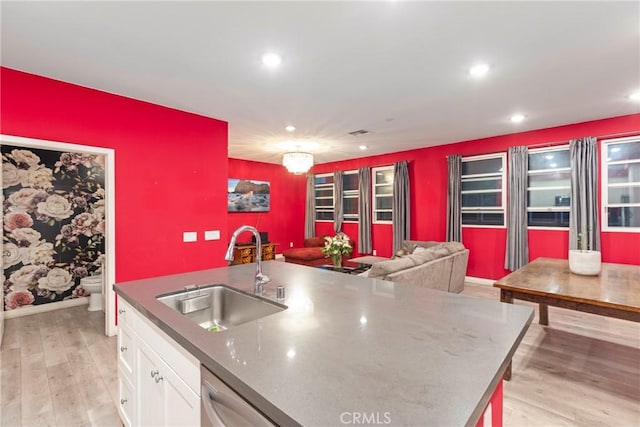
{"left": 262, "top": 244, "right": 275, "bottom": 260}
{"left": 136, "top": 339, "right": 164, "bottom": 427}
{"left": 162, "top": 369, "right": 200, "bottom": 426}
{"left": 136, "top": 337, "right": 200, "bottom": 427}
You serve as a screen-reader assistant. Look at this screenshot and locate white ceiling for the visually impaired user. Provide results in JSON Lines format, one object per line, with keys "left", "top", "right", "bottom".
{"left": 2, "top": 1, "right": 639, "bottom": 165}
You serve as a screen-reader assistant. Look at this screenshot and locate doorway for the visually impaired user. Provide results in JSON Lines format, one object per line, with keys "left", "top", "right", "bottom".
{"left": 1, "top": 134, "right": 116, "bottom": 336}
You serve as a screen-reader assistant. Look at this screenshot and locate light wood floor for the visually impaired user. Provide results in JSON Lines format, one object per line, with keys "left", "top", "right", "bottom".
{"left": 1, "top": 283, "right": 639, "bottom": 426}
{"left": 463, "top": 283, "right": 640, "bottom": 427}
{"left": 1, "top": 305, "right": 120, "bottom": 426}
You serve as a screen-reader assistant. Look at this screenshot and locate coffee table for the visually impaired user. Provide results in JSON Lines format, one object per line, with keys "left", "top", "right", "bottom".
{"left": 316, "top": 260, "right": 372, "bottom": 275}
{"left": 494, "top": 257, "right": 640, "bottom": 379}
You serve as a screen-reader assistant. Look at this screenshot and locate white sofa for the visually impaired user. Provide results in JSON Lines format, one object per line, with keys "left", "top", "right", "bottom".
{"left": 364, "top": 241, "right": 469, "bottom": 293}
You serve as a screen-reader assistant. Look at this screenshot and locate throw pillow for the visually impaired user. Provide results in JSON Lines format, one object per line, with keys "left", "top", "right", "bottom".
{"left": 392, "top": 248, "right": 410, "bottom": 259}
{"left": 402, "top": 241, "right": 418, "bottom": 254}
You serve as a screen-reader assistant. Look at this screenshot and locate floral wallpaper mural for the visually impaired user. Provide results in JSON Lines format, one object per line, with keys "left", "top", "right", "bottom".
{"left": 2, "top": 145, "right": 106, "bottom": 311}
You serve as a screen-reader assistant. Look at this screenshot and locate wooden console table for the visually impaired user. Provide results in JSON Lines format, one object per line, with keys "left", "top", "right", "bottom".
{"left": 230, "top": 243, "right": 278, "bottom": 265}
{"left": 494, "top": 257, "right": 640, "bottom": 379}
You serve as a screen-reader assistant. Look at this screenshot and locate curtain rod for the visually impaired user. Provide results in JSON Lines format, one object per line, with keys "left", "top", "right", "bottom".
{"left": 446, "top": 129, "right": 640, "bottom": 158}
{"left": 527, "top": 129, "right": 639, "bottom": 149}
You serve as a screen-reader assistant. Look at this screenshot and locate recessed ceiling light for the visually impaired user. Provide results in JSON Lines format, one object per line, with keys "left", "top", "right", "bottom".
{"left": 545, "top": 154, "right": 554, "bottom": 160}
{"left": 629, "top": 91, "right": 640, "bottom": 101}
{"left": 510, "top": 113, "right": 525, "bottom": 123}
{"left": 469, "top": 63, "right": 490, "bottom": 78}
{"left": 359, "top": 145, "right": 368, "bottom": 150}
{"left": 285, "top": 125, "right": 296, "bottom": 132}
{"left": 261, "top": 52, "right": 282, "bottom": 68}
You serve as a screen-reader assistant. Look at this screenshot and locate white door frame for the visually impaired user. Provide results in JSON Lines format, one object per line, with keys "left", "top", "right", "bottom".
{"left": 1, "top": 134, "right": 117, "bottom": 336}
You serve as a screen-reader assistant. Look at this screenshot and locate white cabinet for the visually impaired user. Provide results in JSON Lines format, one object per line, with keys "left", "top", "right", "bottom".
{"left": 117, "top": 373, "right": 135, "bottom": 427}
{"left": 136, "top": 338, "right": 199, "bottom": 426}
{"left": 117, "top": 299, "right": 200, "bottom": 427}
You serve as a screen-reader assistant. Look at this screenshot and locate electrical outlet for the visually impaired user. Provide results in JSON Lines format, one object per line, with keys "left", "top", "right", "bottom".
{"left": 204, "top": 230, "right": 220, "bottom": 241}
{"left": 183, "top": 231, "right": 197, "bottom": 242}
{"left": 372, "top": 249, "right": 377, "bottom": 256}
{"left": 290, "top": 242, "right": 293, "bottom": 247}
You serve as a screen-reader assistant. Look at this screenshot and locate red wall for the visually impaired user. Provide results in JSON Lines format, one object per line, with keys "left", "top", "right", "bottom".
{"left": 1, "top": 67, "right": 229, "bottom": 282}
{"left": 227, "top": 159, "right": 306, "bottom": 252}
{"left": 3, "top": 67, "right": 638, "bottom": 282}
{"left": 312, "top": 114, "right": 640, "bottom": 279}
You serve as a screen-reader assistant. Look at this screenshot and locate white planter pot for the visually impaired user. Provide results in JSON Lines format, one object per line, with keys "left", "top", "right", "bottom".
{"left": 568, "top": 250, "right": 602, "bottom": 276}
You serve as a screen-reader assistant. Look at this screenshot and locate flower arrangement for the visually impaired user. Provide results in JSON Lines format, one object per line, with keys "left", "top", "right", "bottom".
{"left": 321, "top": 234, "right": 353, "bottom": 268}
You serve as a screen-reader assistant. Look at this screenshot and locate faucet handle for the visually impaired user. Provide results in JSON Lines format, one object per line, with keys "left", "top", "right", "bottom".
{"left": 254, "top": 272, "right": 270, "bottom": 295}
{"left": 256, "top": 272, "right": 270, "bottom": 284}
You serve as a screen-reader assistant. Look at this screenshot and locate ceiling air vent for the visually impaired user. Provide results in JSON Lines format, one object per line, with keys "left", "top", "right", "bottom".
{"left": 348, "top": 129, "right": 369, "bottom": 136}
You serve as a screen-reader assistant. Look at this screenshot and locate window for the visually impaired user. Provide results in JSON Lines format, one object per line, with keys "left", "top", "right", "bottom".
{"left": 461, "top": 153, "right": 506, "bottom": 226}
{"left": 343, "top": 170, "right": 359, "bottom": 222}
{"left": 527, "top": 146, "right": 570, "bottom": 228}
{"left": 372, "top": 166, "right": 393, "bottom": 223}
{"left": 314, "top": 173, "right": 334, "bottom": 221}
{"left": 602, "top": 136, "right": 640, "bottom": 231}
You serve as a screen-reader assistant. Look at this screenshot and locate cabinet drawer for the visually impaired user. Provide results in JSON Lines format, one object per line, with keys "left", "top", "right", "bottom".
{"left": 117, "top": 323, "right": 134, "bottom": 376}
{"left": 118, "top": 372, "right": 135, "bottom": 427}
{"left": 117, "top": 298, "right": 138, "bottom": 329}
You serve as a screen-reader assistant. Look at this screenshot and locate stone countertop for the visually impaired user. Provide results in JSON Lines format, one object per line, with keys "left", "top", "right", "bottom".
{"left": 114, "top": 262, "right": 533, "bottom": 426}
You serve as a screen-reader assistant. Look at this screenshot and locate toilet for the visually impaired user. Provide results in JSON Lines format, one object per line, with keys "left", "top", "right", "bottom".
{"left": 81, "top": 275, "right": 104, "bottom": 311}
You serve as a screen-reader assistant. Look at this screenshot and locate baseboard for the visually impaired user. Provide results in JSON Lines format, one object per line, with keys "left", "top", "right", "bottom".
{"left": 275, "top": 253, "right": 284, "bottom": 260}
{"left": 4, "top": 297, "right": 89, "bottom": 319}
{"left": 465, "top": 276, "right": 495, "bottom": 286}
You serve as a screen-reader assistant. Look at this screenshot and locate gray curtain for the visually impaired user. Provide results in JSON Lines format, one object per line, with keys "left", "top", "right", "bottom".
{"left": 304, "top": 173, "right": 315, "bottom": 238}
{"left": 446, "top": 155, "right": 462, "bottom": 242}
{"left": 392, "top": 161, "right": 410, "bottom": 253}
{"left": 358, "top": 167, "right": 372, "bottom": 254}
{"left": 333, "top": 171, "right": 343, "bottom": 233}
{"left": 569, "top": 137, "right": 600, "bottom": 251}
{"left": 505, "top": 146, "right": 529, "bottom": 271}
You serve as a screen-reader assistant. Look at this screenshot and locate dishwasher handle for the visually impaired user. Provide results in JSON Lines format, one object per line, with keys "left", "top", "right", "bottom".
{"left": 202, "top": 380, "right": 273, "bottom": 427}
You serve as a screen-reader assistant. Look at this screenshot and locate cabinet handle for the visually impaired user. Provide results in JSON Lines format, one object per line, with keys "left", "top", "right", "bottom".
{"left": 155, "top": 375, "right": 164, "bottom": 383}
{"left": 118, "top": 308, "right": 126, "bottom": 315}
{"left": 151, "top": 370, "right": 159, "bottom": 378}
{"left": 120, "top": 346, "right": 127, "bottom": 352}
{"left": 120, "top": 398, "right": 127, "bottom": 405}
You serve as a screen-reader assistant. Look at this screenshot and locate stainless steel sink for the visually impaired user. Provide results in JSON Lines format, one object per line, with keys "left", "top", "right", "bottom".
{"left": 157, "top": 284, "right": 286, "bottom": 332}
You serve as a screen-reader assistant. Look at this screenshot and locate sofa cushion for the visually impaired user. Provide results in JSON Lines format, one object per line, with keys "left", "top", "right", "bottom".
{"left": 368, "top": 257, "right": 416, "bottom": 279}
{"left": 442, "top": 241, "right": 466, "bottom": 254}
{"left": 407, "top": 247, "right": 437, "bottom": 265}
{"left": 304, "top": 236, "right": 327, "bottom": 248}
{"left": 283, "top": 247, "right": 325, "bottom": 261}
{"left": 403, "top": 240, "right": 440, "bottom": 253}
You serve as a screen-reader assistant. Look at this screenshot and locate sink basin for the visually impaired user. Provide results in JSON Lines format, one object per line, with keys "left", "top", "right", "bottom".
{"left": 157, "top": 284, "right": 286, "bottom": 332}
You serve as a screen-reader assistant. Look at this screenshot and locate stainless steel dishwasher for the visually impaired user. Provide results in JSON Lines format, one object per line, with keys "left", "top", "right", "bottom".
{"left": 201, "top": 365, "right": 274, "bottom": 426}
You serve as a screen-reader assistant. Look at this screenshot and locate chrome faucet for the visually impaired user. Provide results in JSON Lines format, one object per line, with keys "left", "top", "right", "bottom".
{"left": 224, "top": 225, "right": 271, "bottom": 295}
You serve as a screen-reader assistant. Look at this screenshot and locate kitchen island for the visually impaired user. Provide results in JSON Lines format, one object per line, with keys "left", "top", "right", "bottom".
{"left": 114, "top": 261, "right": 533, "bottom": 426}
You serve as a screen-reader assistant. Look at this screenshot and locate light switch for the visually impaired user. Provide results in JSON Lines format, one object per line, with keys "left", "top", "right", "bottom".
{"left": 183, "top": 231, "right": 197, "bottom": 242}
{"left": 205, "top": 230, "right": 220, "bottom": 241}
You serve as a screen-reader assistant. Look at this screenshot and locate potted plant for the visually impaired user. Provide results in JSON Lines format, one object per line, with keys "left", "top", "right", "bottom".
{"left": 321, "top": 234, "right": 353, "bottom": 269}
{"left": 568, "top": 226, "right": 601, "bottom": 275}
